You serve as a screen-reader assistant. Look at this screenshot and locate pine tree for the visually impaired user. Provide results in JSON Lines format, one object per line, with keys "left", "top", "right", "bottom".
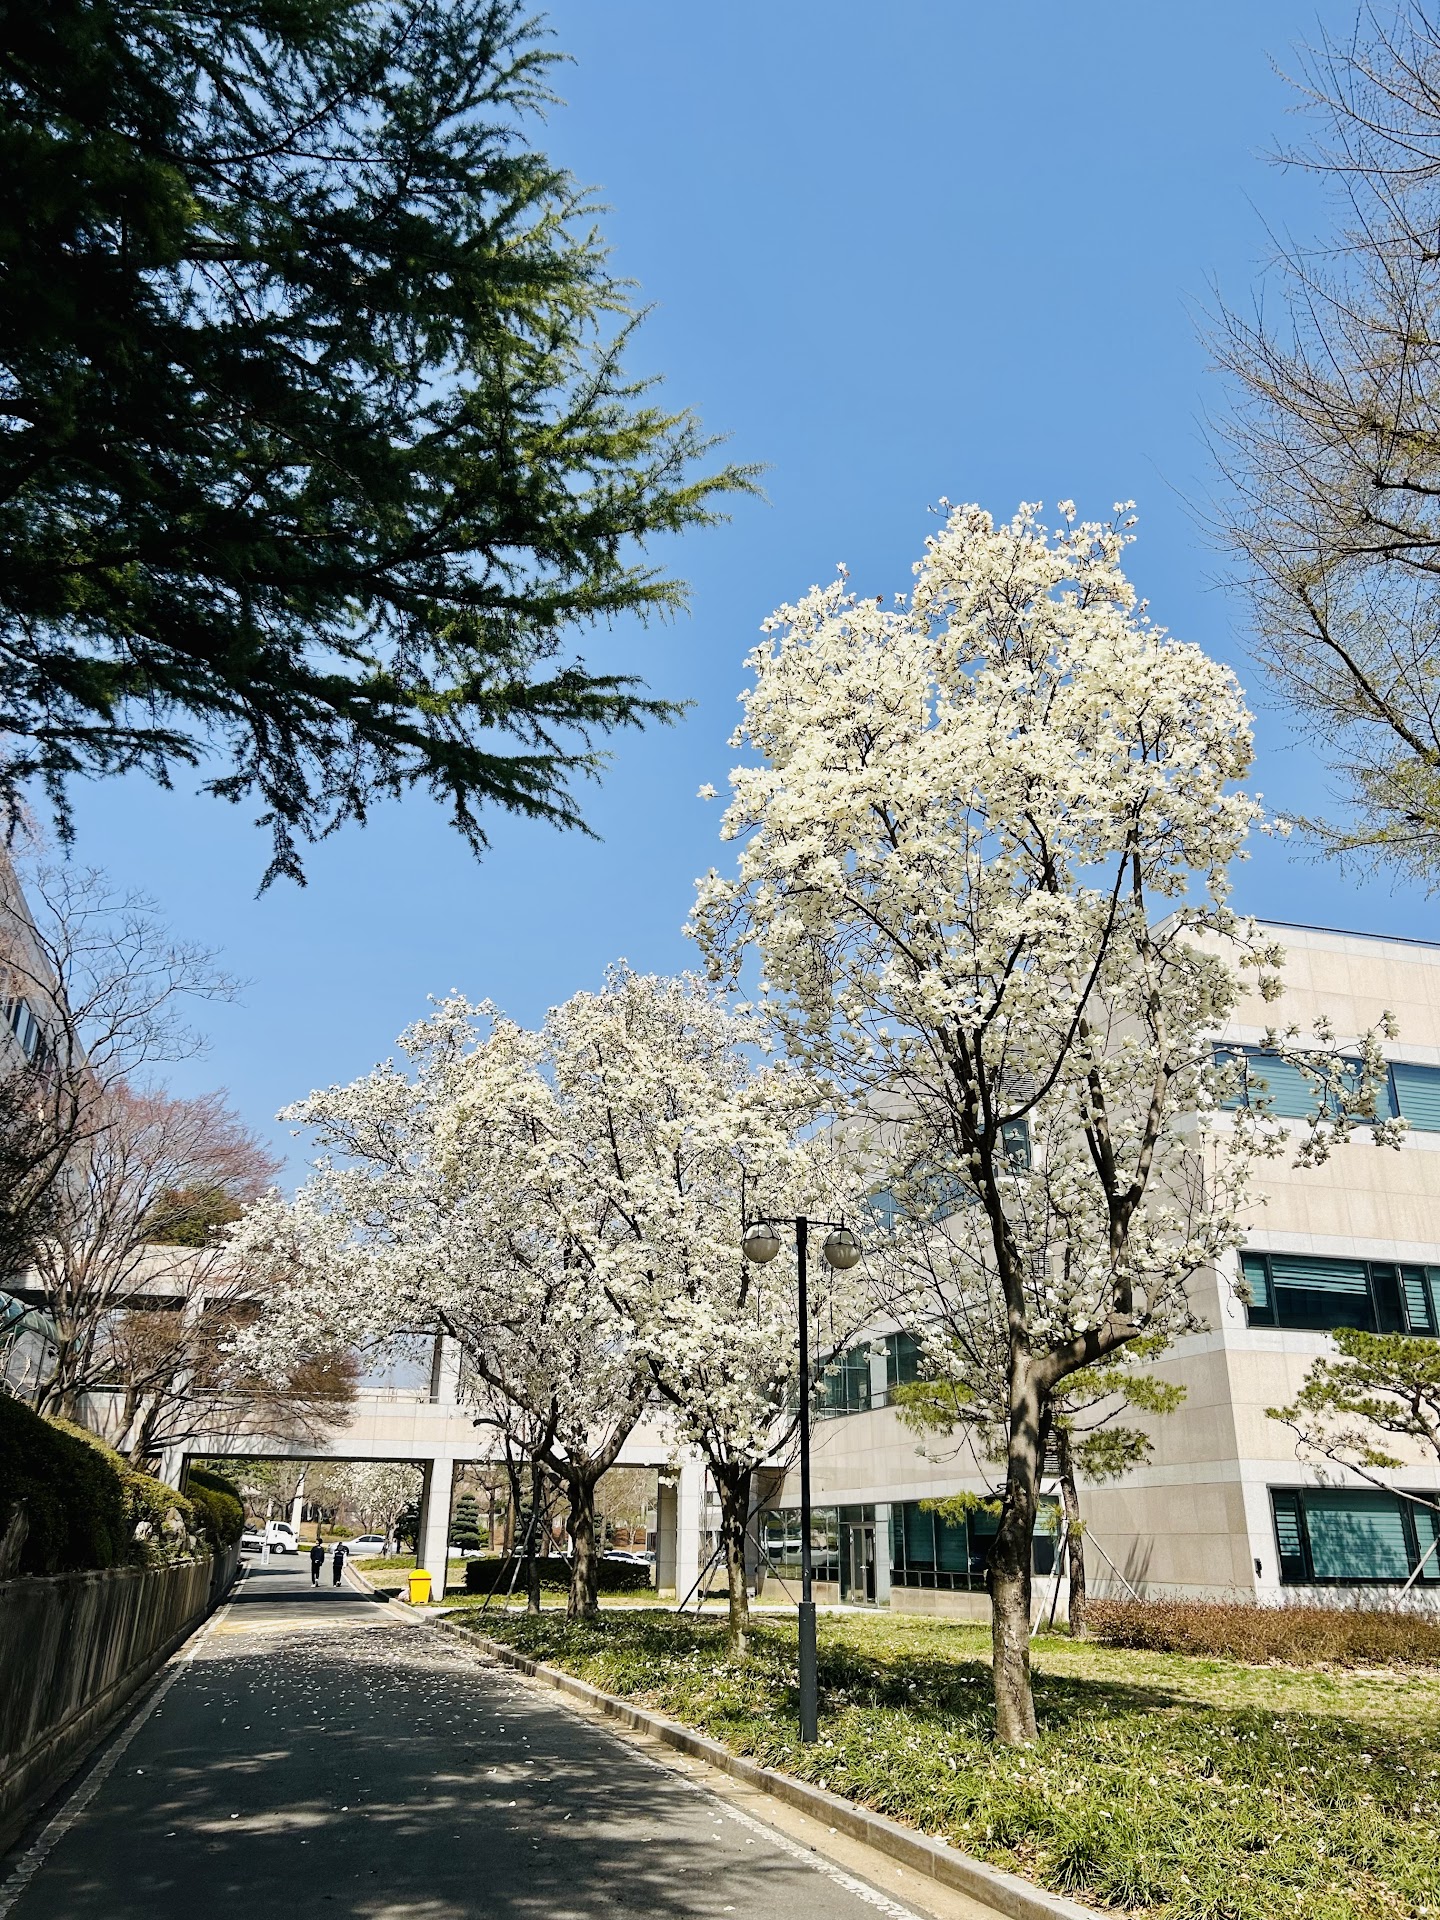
{"left": 0, "top": 0, "right": 748, "bottom": 882}
{"left": 451, "top": 1492, "right": 483, "bottom": 1552}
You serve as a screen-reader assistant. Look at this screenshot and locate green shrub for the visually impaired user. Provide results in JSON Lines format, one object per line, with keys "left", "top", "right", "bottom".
{"left": 452, "top": 1492, "right": 484, "bottom": 1551}
{"left": 48, "top": 1418, "right": 200, "bottom": 1565}
{"left": 185, "top": 1467, "right": 244, "bottom": 1549}
{"left": 0, "top": 1396, "right": 222, "bottom": 1574}
{"left": 0, "top": 1392, "right": 128, "bottom": 1574}
{"left": 1086, "top": 1595, "right": 1440, "bottom": 1667}
{"left": 463, "top": 1553, "right": 652, "bottom": 1596}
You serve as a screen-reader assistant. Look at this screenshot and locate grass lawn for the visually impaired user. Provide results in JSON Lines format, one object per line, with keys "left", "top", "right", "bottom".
{"left": 456, "top": 1608, "right": 1440, "bottom": 1920}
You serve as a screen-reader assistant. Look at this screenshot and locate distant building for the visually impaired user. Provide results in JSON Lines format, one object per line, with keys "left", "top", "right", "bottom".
{"left": 756, "top": 921, "right": 1440, "bottom": 1613}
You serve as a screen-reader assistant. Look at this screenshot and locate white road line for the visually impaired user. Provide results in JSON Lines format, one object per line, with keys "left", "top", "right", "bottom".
{"left": 0, "top": 1597, "right": 232, "bottom": 1917}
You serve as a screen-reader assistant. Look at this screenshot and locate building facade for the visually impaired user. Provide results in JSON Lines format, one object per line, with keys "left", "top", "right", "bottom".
{"left": 757, "top": 920, "right": 1440, "bottom": 1615}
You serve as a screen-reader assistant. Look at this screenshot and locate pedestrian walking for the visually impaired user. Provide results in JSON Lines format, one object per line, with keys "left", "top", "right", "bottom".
{"left": 310, "top": 1541, "right": 325, "bottom": 1586}
{"left": 331, "top": 1540, "right": 349, "bottom": 1587}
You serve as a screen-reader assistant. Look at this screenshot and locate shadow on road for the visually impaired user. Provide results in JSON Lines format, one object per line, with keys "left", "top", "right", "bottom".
{"left": 6, "top": 1615, "right": 875, "bottom": 1920}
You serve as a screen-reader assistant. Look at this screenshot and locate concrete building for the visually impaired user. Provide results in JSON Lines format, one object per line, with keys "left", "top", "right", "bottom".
{"left": 761, "top": 920, "right": 1440, "bottom": 1615}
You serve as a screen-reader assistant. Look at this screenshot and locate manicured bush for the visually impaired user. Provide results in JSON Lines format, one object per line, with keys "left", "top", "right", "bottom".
{"left": 48, "top": 1418, "right": 200, "bottom": 1566}
{"left": 0, "top": 1391, "right": 128, "bottom": 1574}
{"left": 464, "top": 1554, "right": 653, "bottom": 1596}
{"left": 451, "top": 1493, "right": 484, "bottom": 1552}
{"left": 185, "top": 1467, "right": 244, "bottom": 1550}
{"left": 0, "top": 1395, "right": 221, "bottom": 1575}
{"left": 1086, "top": 1595, "right": 1440, "bottom": 1667}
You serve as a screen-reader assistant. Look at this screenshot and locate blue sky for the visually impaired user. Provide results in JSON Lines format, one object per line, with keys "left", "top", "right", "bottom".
{"left": 60, "top": 0, "right": 1430, "bottom": 1172}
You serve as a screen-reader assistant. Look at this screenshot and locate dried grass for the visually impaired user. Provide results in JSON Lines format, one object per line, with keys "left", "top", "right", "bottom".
{"left": 1086, "top": 1594, "right": 1440, "bottom": 1667}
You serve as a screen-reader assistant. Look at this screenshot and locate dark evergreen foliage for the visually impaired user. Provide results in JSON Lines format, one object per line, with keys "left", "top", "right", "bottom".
{"left": 0, "top": 1390, "right": 128, "bottom": 1572}
{"left": 0, "top": 0, "right": 745, "bottom": 881}
{"left": 185, "top": 1464, "right": 245, "bottom": 1547}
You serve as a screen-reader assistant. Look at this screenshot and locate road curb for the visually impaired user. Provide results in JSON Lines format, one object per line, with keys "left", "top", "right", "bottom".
{"left": 341, "top": 1562, "right": 431, "bottom": 1620}
{"left": 459, "top": 1630, "right": 1098, "bottom": 1920}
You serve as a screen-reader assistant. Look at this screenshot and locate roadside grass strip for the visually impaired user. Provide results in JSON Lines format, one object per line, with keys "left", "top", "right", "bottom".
{"left": 455, "top": 1610, "right": 1440, "bottom": 1920}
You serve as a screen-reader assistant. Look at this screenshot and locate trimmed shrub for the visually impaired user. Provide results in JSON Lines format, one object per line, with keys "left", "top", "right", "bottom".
{"left": 0, "top": 1392, "right": 128, "bottom": 1574}
{"left": 185, "top": 1467, "right": 244, "bottom": 1549}
{"left": 0, "top": 1397, "right": 217, "bottom": 1575}
{"left": 48, "top": 1418, "right": 200, "bottom": 1566}
{"left": 1086, "top": 1595, "right": 1440, "bottom": 1668}
{"left": 452, "top": 1493, "right": 484, "bottom": 1552}
{"left": 464, "top": 1554, "right": 653, "bottom": 1596}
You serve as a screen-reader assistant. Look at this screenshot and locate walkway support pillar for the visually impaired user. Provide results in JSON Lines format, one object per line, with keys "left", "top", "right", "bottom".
{"left": 655, "top": 1479, "right": 678, "bottom": 1593}
{"left": 676, "top": 1455, "right": 705, "bottom": 1603}
{"left": 417, "top": 1457, "right": 454, "bottom": 1598}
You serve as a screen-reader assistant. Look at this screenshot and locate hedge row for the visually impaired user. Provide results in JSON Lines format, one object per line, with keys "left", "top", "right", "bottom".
{"left": 0, "top": 1391, "right": 231, "bottom": 1576}
{"left": 464, "top": 1554, "right": 654, "bottom": 1596}
{"left": 185, "top": 1466, "right": 245, "bottom": 1550}
{"left": 1086, "top": 1595, "right": 1440, "bottom": 1668}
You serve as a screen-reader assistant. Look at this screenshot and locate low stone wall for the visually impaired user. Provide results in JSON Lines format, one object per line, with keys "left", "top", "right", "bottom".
{"left": 0, "top": 1544, "right": 238, "bottom": 1850}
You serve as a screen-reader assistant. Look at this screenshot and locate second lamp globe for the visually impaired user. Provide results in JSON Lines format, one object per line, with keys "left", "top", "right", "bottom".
{"left": 822, "top": 1226, "right": 863, "bottom": 1270}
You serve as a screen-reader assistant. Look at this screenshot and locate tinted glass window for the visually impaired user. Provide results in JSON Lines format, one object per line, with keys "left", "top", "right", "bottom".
{"left": 1244, "top": 1253, "right": 1440, "bottom": 1337}
{"left": 1391, "top": 1060, "right": 1440, "bottom": 1131}
{"left": 1271, "top": 1486, "right": 1436, "bottom": 1584}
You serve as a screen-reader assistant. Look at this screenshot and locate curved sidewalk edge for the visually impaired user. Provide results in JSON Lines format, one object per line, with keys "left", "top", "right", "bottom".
{"left": 460, "top": 1631, "right": 1098, "bottom": 1920}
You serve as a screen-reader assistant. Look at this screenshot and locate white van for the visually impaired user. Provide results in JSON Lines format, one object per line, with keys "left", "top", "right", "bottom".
{"left": 245, "top": 1520, "right": 297, "bottom": 1554}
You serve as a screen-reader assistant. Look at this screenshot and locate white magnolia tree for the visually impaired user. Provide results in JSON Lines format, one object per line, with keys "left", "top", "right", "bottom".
{"left": 238, "top": 967, "right": 858, "bottom": 1627}
{"left": 636, "top": 1146, "right": 870, "bottom": 1649}
{"left": 692, "top": 501, "right": 1398, "bottom": 1741}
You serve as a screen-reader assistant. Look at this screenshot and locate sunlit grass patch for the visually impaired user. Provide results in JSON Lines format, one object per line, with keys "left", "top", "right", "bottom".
{"left": 458, "top": 1609, "right": 1440, "bottom": 1920}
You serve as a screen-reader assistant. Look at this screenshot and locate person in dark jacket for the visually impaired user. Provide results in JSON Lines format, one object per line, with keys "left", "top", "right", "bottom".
{"left": 309, "top": 1541, "right": 325, "bottom": 1586}
{"left": 331, "top": 1540, "right": 349, "bottom": 1586}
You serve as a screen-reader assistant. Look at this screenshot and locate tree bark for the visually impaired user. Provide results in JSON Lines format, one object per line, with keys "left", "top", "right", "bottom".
{"left": 525, "top": 1458, "right": 544, "bottom": 1615}
{"left": 565, "top": 1473, "right": 601, "bottom": 1622}
{"left": 990, "top": 1358, "right": 1045, "bottom": 1744}
{"left": 1055, "top": 1430, "right": 1087, "bottom": 1637}
{"left": 712, "top": 1462, "right": 753, "bottom": 1654}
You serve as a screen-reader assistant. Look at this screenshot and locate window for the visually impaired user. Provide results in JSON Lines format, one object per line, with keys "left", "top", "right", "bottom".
{"left": 3, "top": 994, "right": 42, "bottom": 1062}
{"left": 759, "top": 1506, "right": 839, "bottom": 1584}
{"left": 1219, "top": 1043, "right": 1440, "bottom": 1131}
{"left": 1241, "top": 1252, "right": 1440, "bottom": 1337}
{"left": 1217, "top": 1046, "right": 1327, "bottom": 1119}
{"left": 1390, "top": 1060, "right": 1440, "bottom": 1131}
{"left": 864, "top": 1121, "right": 1032, "bottom": 1231}
{"left": 1270, "top": 1487, "right": 1440, "bottom": 1584}
{"left": 889, "top": 1496, "right": 1056, "bottom": 1589}
{"left": 884, "top": 1331, "right": 925, "bottom": 1390}
{"left": 817, "top": 1344, "right": 871, "bottom": 1417}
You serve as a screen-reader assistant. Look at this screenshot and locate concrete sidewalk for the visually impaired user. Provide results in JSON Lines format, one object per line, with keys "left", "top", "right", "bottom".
{"left": 0, "top": 1561, "right": 936, "bottom": 1920}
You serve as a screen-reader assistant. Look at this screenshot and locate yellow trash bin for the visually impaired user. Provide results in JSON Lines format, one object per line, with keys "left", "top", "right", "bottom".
{"left": 407, "top": 1570, "right": 432, "bottom": 1606}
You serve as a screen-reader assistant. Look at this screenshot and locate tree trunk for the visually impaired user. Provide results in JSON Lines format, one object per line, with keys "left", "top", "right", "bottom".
{"left": 1056, "top": 1431, "right": 1087, "bottom": 1637}
{"left": 713, "top": 1462, "right": 753, "bottom": 1654}
{"left": 525, "top": 1459, "right": 544, "bottom": 1615}
{"left": 566, "top": 1474, "right": 601, "bottom": 1622}
{"left": 990, "top": 1360, "right": 1045, "bottom": 1744}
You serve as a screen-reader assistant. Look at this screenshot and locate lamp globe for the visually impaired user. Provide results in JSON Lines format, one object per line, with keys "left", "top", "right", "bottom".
{"left": 742, "top": 1222, "right": 782, "bottom": 1264}
{"left": 821, "top": 1226, "right": 862, "bottom": 1271}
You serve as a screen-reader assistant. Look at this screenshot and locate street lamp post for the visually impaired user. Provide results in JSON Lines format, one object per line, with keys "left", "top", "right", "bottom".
{"left": 742, "top": 1214, "right": 861, "bottom": 1744}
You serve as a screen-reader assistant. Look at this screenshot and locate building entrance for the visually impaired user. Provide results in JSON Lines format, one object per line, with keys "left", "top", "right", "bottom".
{"left": 839, "top": 1505, "right": 877, "bottom": 1603}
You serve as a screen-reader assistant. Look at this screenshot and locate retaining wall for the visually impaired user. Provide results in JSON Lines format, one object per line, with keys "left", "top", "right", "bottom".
{"left": 0, "top": 1544, "right": 238, "bottom": 1850}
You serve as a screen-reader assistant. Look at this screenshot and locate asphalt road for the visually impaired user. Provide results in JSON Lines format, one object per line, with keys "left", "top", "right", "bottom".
{"left": 0, "top": 1561, "right": 926, "bottom": 1920}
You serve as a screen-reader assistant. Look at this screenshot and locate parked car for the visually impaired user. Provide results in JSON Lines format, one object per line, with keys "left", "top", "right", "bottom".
{"left": 239, "top": 1521, "right": 298, "bottom": 1555}
{"left": 346, "top": 1535, "right": 388, "bottom": 1555}
{"left": 603, "top": 1550, "right": 653, "bottom": 1566}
